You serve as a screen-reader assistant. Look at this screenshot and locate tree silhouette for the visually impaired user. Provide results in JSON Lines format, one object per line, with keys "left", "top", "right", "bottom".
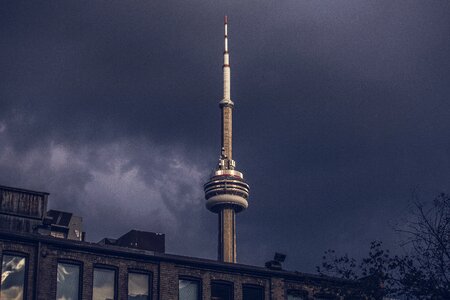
{"left": 317, "top": 193, "right": 450, "bottom": 299}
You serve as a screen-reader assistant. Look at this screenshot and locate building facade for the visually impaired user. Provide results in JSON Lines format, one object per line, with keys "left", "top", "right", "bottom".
{"left": 0, "top": 186, "right": 375, "bottom": 300}
{"left": 0, "top": 228, "right": 375, "bottom": 300}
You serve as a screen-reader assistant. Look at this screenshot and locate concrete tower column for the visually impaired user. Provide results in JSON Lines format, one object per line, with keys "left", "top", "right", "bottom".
{"left": 218, "top": 208, "right": 235, "bottom": 262}
{"left": 204, "top": 16, "right": 250, "bottom": 264}
{"left": 221, "top": 106, "right": 233, "bottom": 161}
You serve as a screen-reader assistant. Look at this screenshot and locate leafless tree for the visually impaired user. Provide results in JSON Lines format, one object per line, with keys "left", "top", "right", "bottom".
{"left": 317, "top": 193, "right": 450, "bottom": 299}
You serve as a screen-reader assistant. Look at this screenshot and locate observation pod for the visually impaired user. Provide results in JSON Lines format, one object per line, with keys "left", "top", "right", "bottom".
{"left": 204, "top": 169, "right": 249, "bottom": 213}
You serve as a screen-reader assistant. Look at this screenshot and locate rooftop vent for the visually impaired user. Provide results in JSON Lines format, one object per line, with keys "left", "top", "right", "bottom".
{"left": 265, "top": 252, "right": 286, "bottom": 270}
{"left": 99, "top": 230, "right": 165, "bottom": 253}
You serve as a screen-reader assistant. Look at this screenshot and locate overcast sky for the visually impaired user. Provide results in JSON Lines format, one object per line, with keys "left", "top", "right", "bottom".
{"left": 1, "top": 1, "right": 449, "bottom": 273}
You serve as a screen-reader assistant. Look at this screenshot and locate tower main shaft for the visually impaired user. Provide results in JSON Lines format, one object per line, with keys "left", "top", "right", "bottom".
{"left": 204, "top": 16, "right": 249, "bottom": 263}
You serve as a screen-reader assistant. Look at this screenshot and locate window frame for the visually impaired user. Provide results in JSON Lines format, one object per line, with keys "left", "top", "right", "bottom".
{"left": 242, "top": 284, "right": 265, "bottom": 300}
{"left": 56, "top": 259, "right": 83, "bottom": 300}
{"left": 178, "top": 275, "right": 202, "bottom": 300}
{"left": 0, "top": 251, "right": 29, "bottom": 300}
{"left": 210, "top": 280, "right": 234, "bottom": 300}
{"left": 92, "top": 264, "right": 118, "bottom": 300}
{"left": 127, "top": 269, "right": 153, "bottom": 300}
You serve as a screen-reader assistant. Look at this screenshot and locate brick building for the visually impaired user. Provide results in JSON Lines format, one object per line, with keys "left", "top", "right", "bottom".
{"left": 0, "top": 185, "right": 378, "bottom": 300}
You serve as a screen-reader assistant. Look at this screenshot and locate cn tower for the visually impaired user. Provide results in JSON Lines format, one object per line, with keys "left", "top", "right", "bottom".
{"left": 204, "top": 16, "right": 250, "bottom": 263}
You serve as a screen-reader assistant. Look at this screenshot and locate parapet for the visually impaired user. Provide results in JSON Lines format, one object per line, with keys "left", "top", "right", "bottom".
{"left": 0, "top": 185, "right": 49, "bottom": 233}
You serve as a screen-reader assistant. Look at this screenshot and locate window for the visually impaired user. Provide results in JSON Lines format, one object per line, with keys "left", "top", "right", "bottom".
{"left": 211, "top": 281, "right": 233, "bottom": 300}
{"left": 178, "top": 278, "right": 200, "bottom": 300}
{"left": 57, "top": 262, "right": 80, "bottom": 300}
{"left": 128, "top": 272, "right": 151, "bottom": 300}
{"left": 287, "top": 290, "right": 308, "bottom": 300}
{"left": 0, "top": 254, "right": 27, "bottom": 300}
{"left": 243, "top": 285, "right": 264, "bottom": 300}
{"left": 313, "top": 294, "right": 338, "bottom": 300}
{"left": 93, "top": 267, "right": 116, "bottom": 300}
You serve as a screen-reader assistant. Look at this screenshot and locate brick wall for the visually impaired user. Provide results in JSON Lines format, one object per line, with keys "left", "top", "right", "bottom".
{"left": 0, "top": 236, "right": 374, "bottom": 300}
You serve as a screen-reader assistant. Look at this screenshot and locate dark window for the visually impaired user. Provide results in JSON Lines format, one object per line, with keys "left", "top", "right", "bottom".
{"left": 0, "top": 254, "right": 26, "bottom": 300}
{"left": 93, "top": 267, "right": 116, "bottom": 300}
{"left": 243, "top": 285, "right": 264, "bottom": 300}
{"left": 128, "top": 272, "right": 151, "bottom": 300}
{"left": 57, "top": 262, "right": 80, "bottom": 300}
{"left": 287, "top": 290, "right": 308, "bottom": 300}
{"left": 211, "top": 281, "right": 233, "bottom": 300}
{"left": 178, "top": 278, "right": 200, "bottom": 300}
{"left": 313, "top": 294, "right": 338, "bottom": 300}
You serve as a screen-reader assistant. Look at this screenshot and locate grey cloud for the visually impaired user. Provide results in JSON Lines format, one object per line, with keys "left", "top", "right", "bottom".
{"left": 0, "top": 133, "right": 212, "bottom": 256}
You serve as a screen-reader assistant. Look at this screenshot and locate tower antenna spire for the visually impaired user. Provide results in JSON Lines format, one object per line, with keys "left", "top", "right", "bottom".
{"left": 220, "top": 15, "right": 234, "bottom": 161}
{"left": 221, "top": 16, "right": 232, "bottom": 107}
{"left": 204, "top": 16, "right": 250, "bottom": 263}
{"left": 223, "top": 16, "right": 230, "bottom": 105}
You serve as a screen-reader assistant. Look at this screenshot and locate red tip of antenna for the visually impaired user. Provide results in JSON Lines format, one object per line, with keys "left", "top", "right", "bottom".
{"left": 224, "top": 15, "right": 228, "bottom": 24}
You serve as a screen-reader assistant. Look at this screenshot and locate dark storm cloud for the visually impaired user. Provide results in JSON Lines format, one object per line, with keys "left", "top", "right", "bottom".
{"left": 1, "top": 1, "right": 450, "bottom": 272}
